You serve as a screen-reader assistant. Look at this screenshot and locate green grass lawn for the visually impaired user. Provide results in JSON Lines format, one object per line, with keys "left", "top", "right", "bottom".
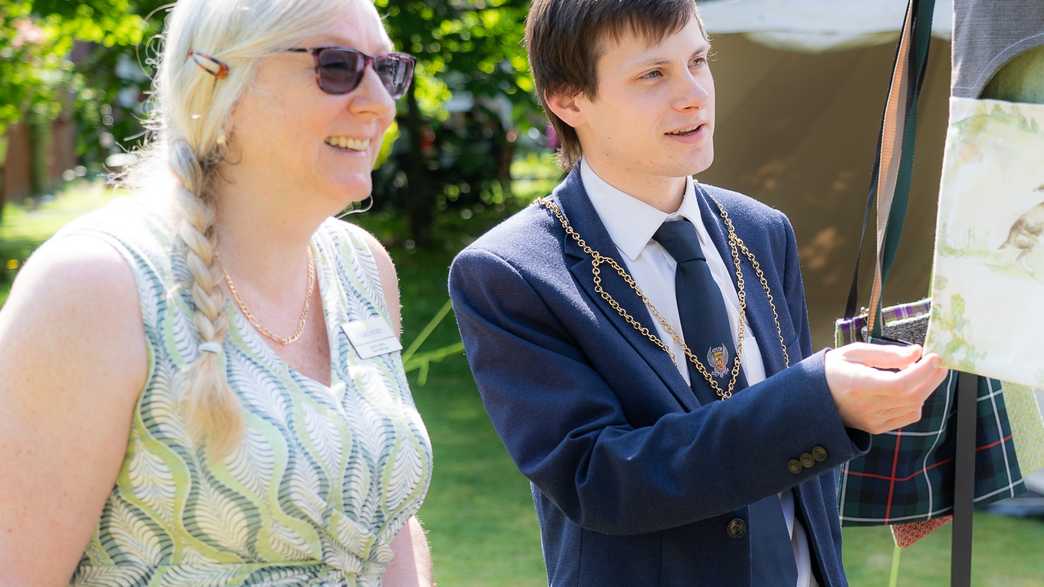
{"left": 0, "top": 182, "right": 120, "bottom": 306}
{"left": 2, "top": 183, "right": 1042, "bottom": 586}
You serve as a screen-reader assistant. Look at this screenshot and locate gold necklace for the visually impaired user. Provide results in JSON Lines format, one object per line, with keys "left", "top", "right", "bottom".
{"left": 222, "top": 247, "right": 317, "bottom": 346}
{"left": 540, "top": 196, "right": 789, "bottom": 400}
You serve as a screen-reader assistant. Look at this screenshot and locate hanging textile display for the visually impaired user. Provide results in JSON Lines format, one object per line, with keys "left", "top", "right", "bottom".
{"left": 923, "top": 2, "right": 1044, "bottom": 389}
{"left": 923, "top": 99, "right": 1044, "bottom": 385}
{"left": 833, "top": 0, "right": 1031, "bottom": 557}
{"left": 835, "top": 310, "right": 1023, "bottom": 535}
{"left": 923, "top": 0, "right": 1044, "bottom": 503}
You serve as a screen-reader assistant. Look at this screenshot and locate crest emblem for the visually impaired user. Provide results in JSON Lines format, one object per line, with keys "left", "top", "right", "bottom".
{"left": 707, "top": 345, "right": 729, "bottom": 378}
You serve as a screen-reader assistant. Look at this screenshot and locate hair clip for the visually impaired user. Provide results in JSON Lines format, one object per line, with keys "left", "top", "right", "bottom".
{"left": 187, "top": 50, "right": 230, "bottom": 80}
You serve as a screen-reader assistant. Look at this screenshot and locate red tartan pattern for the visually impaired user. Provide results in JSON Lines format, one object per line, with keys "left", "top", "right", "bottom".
{"left": 835, "top": 300, "right": 1024, "bottom": 548}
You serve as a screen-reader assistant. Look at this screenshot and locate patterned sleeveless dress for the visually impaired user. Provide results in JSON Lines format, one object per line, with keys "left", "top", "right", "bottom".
{"left": 59, "top": 198, "right": 433, "bottom": 586}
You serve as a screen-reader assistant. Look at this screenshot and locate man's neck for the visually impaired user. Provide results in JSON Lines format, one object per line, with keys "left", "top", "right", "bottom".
{"left": 582, "top": 157, "right": 687, "bottom": 214}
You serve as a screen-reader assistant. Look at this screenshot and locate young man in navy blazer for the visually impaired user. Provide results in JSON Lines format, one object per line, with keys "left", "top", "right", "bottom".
{"left": 448, "top": 1, "right": 949, "bottom": 585}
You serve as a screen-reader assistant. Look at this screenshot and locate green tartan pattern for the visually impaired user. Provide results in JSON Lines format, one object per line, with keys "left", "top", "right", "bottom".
{"left": 835, "top": 300, "right": 1024, "bottom": 525}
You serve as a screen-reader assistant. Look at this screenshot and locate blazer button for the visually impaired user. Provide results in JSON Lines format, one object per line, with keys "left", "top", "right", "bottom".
{"left": 800, "top": 452, "right": 815, "bottom": 469}
{"left": 787, "top": 459, "right": 803, "bottom": 475}
{"left": 812, "top": 446, "right": 828, "bottom": 463}
{"left": 727, "top": 518, "right": 747, "bottom": 539}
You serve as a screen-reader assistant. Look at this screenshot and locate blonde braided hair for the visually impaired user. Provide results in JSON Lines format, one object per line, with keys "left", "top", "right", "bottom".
{"left": 125, "top": 0, "right": 363, "bottom": 455}
{"left": 169, "top": 138, "right": 242, "bottom": 454}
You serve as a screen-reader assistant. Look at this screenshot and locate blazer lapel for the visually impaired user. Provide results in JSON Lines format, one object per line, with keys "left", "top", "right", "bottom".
{"left": 693, "top": 185, "right": 787, "bottom": 377}
{"left": 550, "top": 169, "right": 699, "bottom": 412}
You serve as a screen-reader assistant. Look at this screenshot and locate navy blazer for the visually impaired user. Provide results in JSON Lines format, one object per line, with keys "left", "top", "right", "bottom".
{"left": 448, "top": 169, "right": 871, "bottom": 587}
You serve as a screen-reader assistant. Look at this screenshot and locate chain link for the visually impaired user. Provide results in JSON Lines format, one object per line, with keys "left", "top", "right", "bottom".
{"left": 718, "top": 207, "right": 791, "bottom": 368}
{"left": 540, "top": 197, "right": 790, "bottom": 400}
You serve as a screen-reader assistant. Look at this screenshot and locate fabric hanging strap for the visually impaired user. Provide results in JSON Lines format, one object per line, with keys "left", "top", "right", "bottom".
{"left": 839, "top": 0, "right": 977, "bottom": 584}
{"left": 877, "top": 0, "right": 935, "bottom": 293}
{"left": 865, "top": 0, "right": 914, "bottom": 334}
{"left": 843, "top": 0, "right": 934, "bottom": 334}
{"left": 855, "top": 2, "right": 976, "bottom": 581}
{"left": 843, "top": 0, "right": 917, "bottom": 324}
{"left": 842, "top": 0, "right": 914, "bottom": 321}
{"left": 867, "top": 0, "right": 935, "bottom": 334}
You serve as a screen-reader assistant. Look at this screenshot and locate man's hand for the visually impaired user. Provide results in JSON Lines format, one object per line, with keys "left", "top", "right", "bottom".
{"left": 825, "top": 343, "right": 949, "bottom": 434}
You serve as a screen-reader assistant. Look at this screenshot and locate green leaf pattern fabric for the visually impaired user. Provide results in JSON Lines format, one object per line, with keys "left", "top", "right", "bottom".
{"left": 57, "top": 198, "right": 432, "bottom": 586}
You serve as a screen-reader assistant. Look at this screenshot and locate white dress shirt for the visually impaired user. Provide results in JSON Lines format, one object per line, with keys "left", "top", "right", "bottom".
{"left": 580, "top": 159, "right": 817, "bottom": 587}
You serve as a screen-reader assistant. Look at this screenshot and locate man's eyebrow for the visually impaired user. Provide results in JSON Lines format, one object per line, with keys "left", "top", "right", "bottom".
{"left": 630, "top": 43, "right": 711, "bottom": 68}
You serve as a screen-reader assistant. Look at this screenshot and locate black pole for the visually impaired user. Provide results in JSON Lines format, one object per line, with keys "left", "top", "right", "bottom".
{"left": 951, "top": 373, "right": 977, "bottom": 587}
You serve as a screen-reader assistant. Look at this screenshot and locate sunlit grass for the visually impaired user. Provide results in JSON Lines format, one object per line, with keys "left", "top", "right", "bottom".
{"left": 0, "top": 181, "right": 121, "bottom": 306}
{"left": 1, "top": 182, "right": 117, "bottom": 241}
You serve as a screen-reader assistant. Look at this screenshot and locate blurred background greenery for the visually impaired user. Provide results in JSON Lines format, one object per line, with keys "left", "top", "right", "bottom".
{"left": 0, "top": 0, "right": 547, "bottom": 244}
{"left": 2, "top": 1, "right": 1042, "bottom": 585}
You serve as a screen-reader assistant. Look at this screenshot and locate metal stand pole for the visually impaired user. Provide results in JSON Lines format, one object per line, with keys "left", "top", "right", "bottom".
{"left": 951, "top": 373, "right": 977, "bottom": 587}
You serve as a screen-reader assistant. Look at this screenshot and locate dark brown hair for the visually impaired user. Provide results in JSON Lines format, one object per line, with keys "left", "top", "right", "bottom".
{"left": 525, "top": 0, "right": 705, "bottom": 169}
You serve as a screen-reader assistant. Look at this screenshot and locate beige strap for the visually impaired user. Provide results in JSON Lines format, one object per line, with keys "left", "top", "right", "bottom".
{"left": 867, "top": 0, "right": 916, "bottom": 333}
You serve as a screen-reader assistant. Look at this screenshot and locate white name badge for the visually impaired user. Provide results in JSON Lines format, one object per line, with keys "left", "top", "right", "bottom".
{"left": 342, "top": 317, "right": 402, "bottom": 359}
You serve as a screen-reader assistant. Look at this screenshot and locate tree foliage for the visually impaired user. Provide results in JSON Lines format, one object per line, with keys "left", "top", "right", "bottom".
{"left": 1, "top": 0, "right": 156, "bottom": 223}
{"left": 375, "top": 0, "right": 540, "bottom": 244}
{"left": 0, "top": 0, "right": 149, "bottom": 136}
{"left": 2, "top": 0, "right": 543, "bottom": 242}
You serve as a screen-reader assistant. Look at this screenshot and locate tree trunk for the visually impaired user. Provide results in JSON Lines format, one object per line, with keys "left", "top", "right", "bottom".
{"left": 402, "top": 83, "right": 435, "bottom": 247}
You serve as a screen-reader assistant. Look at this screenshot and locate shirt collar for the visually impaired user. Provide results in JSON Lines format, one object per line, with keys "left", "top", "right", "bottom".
{"left": 580, "top": 158, "right": 705, "bottom": 261}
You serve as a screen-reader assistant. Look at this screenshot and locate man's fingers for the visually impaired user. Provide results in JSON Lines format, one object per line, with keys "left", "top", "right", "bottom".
{"left": 913, "top": 360, "right": 951, "bottom": 402}
{"left": 830, "top": 346, "right": 951, "bottom": 435}
{"left": 876, "top": 354, "right": 949, "bottom": 417}
{"left": 879, "top": 411, "right": 923, "bottom": 434}
{"left": 838, "top": 342, "right": 923, "bottom": 370}
{"left": 891, "top": 353, "right": 948, "bottom": 397}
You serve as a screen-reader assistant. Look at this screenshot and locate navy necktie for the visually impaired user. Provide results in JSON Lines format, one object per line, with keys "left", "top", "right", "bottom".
{"left": 653, "top": 218, "right": 798, "bottom": 585}
{"left": 652, "top": 218, "right": 746, "bottom": 395}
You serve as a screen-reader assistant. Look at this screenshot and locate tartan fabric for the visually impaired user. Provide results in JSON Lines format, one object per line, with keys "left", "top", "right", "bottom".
{"left": 835, "top": 300, "right": 1025, "bottom": 529}
{"left": 833, "top": 298, "right": 931, "bottom": 348}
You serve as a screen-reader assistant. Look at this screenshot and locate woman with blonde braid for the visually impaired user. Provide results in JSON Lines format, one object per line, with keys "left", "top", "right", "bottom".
{"left": 0, "top": 1, "right": 433, "bottom": 585}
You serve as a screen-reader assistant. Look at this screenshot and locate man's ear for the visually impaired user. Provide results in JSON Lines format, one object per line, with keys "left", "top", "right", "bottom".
{"left": 545, "top": 89, "right": 586, "bottom": 129}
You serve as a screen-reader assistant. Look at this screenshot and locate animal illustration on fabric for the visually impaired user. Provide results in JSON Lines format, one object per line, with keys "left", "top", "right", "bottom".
{"left": 999, "top": 185, "right": 1044, "bottom": 271}
{"left": 926, "top": 98, "right": 1044, "bottom": 387}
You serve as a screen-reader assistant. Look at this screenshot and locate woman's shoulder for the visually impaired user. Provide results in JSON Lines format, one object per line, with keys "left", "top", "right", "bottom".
{"left": 59, "top": 192, "right": 177, "bottom": 247}
{"left": 3, "top": 225, "right": 148, "bottom": 384}
{"left": 26, "top": 192, "right": 170, "bottom": 298}
{"left": 61, "top": 192, "right": 183, "bottom": 277}
{"left": 316, "top": 217, "right": 401, "bottom": 330}
{"left": 317, "top": 217, "right": 395, "bottom": 272}
{"left": 0, "top": 211, "right": 150, "bottom": 587}
{"left": 17, "top": 228, "right": 142, "bottom": 314}
{"left": 37, "top": 192, "right": 186, "bottom": 332}
{"left": 318, "top": 215, "right": 383, "bottom": 251}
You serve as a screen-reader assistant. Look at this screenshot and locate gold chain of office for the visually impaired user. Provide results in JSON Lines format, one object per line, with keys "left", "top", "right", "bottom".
{"left": 539, "top": 196, "right": 790, "bottom": 400}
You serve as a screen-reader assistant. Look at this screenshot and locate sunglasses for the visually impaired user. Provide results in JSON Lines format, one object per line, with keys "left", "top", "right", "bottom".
{"left": 285, "top": 47, "right": 416, "bottom": 99}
